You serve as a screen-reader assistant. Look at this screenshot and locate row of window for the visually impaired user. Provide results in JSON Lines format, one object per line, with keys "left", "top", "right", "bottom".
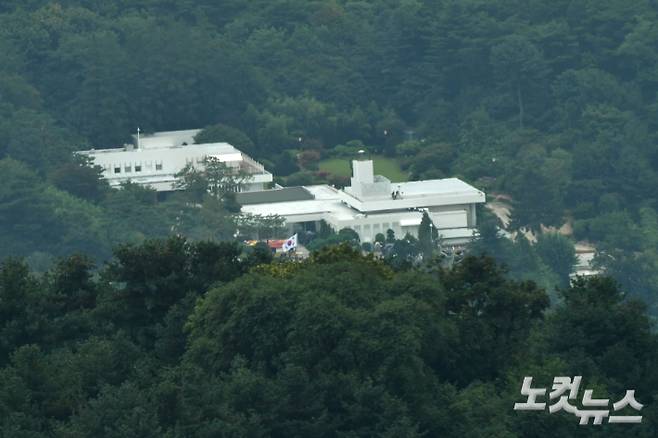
{"left": 109, "top": 162, "right": 163, "bottom": 174}
{"left": 108, "top": 155, "right": 215, "bottom": 175}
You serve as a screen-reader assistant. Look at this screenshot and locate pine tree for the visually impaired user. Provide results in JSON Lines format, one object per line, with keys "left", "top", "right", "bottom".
{"left": 418, "top": 211, "right": 435, "bottom": 260}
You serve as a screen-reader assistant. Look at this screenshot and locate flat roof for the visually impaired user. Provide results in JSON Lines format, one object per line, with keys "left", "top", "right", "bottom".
{"left": 241, "top": 199, "right": 349, "bottom": 217}
{"left": 236, "top": 187, "right": 314, "bottom": 205}
{"left": 394, "top": 178, "right": 481, "bottom": 196}
{"left": 341, "top": 178, "right": 485, "bottom": 212}
{"left": 240, "top": 179, "right": 485, "bottom": 219}
{"left": 79, "top": 142, "right": 237, "bottom": 156}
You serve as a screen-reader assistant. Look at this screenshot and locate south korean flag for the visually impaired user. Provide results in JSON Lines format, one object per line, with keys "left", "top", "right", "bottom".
{"left": 282, "top": 234, "right": 298, "bottom": 252}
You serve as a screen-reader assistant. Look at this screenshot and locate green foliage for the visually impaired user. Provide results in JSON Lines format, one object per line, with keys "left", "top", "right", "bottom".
{"left": 304, "top": 226, "right": 361, "bottom": 252}
{"left": 176, "top": 156, "right": 251, "bottom": 204}
{"left": 0, "top": 158, "right": 72, "bottom": 258}
{"left": 0, "top": 1, "right": 658, "bottom": 433}
{"left": 535, "top": 233, "right": 577, "bottom": 287}
{"left": 417, "top": 211, "right": 437, "bottom": 260}
{"left": 506, "top": 145, "right": 570, "bottom": 231}
{"left": 0, "top": 238, "right": 657, "bottom": 435}
{"left": 4, "top": 109, "right": 79, "bottom": 172}
{"left": 470, "top": 209, "right": 563, "bottom": 296}
{"left": 0, "top": 0, "right": 655, "bottom": 299}
{"left": 318, "top": 155, "right": 408, "bottom": 182}
{"left": 440, "top": 255, "right": 550, "bottom": 384}
{"left": 48, "top": 155, "right": 109, "bottom": 203}
{"left": 490, "top": 35, "right": 548, "bottom": 128}
{"left": 194, "top": 123, "right": 257, "bottom": 156}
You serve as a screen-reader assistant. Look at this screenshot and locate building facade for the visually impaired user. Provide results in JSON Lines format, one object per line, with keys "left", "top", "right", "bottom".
{"left": 77, "top": 129, "right": 273, "bottom": 192}
{"left": 238, "top": 159, "right": 486, "bottom": 245}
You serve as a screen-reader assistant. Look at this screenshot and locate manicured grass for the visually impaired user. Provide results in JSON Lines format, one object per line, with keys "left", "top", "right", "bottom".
{"left": 318, "top": 155, "right": 408, "bottom": 182}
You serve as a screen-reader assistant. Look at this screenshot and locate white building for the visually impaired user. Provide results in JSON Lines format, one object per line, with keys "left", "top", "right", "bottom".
{"left": 571, "top": 243, "right": 601, "bottom": 279}
{"left": 77, "top": 129, "right": 273, "bottom": 192}
{"left": 238, "top": 159, "right": 486, "bottom": 245}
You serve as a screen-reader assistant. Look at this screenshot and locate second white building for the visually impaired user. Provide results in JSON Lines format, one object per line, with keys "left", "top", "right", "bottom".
{"left": 237, "top": 158, "right": 486, "bottom": 245}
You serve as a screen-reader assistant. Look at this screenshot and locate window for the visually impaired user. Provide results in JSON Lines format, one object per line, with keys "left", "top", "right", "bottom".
{"left": 135, "top": 165, "right": 142, "bottom": 172}
{"left": 114, "top": 167, "right": 121, "bottom": 174}
{"left": 124, "top": 165, "right": 132, "bottom": 173}
{"left": 155, "top": 162, "right": 163, "bottom": 171}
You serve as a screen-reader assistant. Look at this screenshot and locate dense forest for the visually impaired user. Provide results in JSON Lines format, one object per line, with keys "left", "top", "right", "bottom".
{"left": 2, "top": 0, "right": 658, "bottom": 306}
{"left": 1, "top": 0, "right": 658, "bottom": 434}
{"left": 2, "top": 241, "right": 657, "bottom": 436}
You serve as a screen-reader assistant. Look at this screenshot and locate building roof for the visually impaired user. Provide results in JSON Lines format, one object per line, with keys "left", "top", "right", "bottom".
{"left": 78, "top": 143, "right": 264, "bottom": 174}
{"left": 236, "top": 187, "right": 314, "bottom": 205}
{"left": 241, "top": 176, "right": 485, "bottom": 221}
{"left": 339, "top": 178, "right": 485, "bottom": 212}
{"left": 241, "top": 198, "right": 349, "bottom": 219}
{"left": 77, "top": 140, "right": 273, "bottom": 191}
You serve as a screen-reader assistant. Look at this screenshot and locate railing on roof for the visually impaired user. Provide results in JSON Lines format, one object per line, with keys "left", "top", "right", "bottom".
{"left": 240, "top": 153, "right": 268, "bottom": 174}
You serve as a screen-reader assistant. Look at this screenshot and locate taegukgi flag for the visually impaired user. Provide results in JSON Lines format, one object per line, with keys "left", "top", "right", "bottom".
{"left": 282, "top": 234, "right": 298, "bottom": 251}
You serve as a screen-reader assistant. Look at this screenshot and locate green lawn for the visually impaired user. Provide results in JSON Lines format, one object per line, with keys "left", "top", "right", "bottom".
{"left": 319, "top": 155, "right": 408, "bottom": 182}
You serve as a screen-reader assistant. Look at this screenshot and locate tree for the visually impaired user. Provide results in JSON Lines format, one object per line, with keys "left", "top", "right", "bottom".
{"left": 59, "top": 382, "right": 163, "bottom": 438}
{"left": 236, "top": 214, "right": 286, "bottom": 240}
{"left": 183, "top": 244, "right": 456, "bottom": 436}
{"left": 100, "top": 182, "right": 171, "bottom": 247}
{"left": 387, "top": 233, "right": 420, "bottom": 269}
{"left": 49, "top": 155, "right": 108, "bottom": 203}
{"left": 534, "top": 233, "right": 577, "bottom": 287}
{"left": 507, "top": 145, "right": 567, "bottom": 231}
{"left": 543, "top": 276, "right": 658, "bottom": 393}
{"left": 272, "top": 151, "right": 300, "bottom": 176}
{"left": 194, "top": 123, "right": 257, "bottom": 156}
{"left": 176, "top": 157, "right": 250, "bottom": 204}
{"left": 0, "top": 158, "right": 65, "bottom": 257}
{"left": 98, "top": 237, "right": 246, "bottom": 352}
{"left": 244, "top": 241, "right": 274, "bottom": 268}
{"left": 491, "top": 35, "right": 548, "bottom": 128}
{"left": 0, "top": 259, "right": 41, "bottom": 364}
{"left": 5, "top": 105, "right": 77, "bottom": 171}
{"left": 440, "top": 255, "right": 550, "bottom": 384}
{"left": 417, "top": 211, "right": 436, "bottom": 260}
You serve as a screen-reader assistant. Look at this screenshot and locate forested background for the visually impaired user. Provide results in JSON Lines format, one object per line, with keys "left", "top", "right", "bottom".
{"left": 1, "top": 1, "right": 658, "bottom": 435}
{"left": 2, "top": 0, "right": 658, "bottom": 305}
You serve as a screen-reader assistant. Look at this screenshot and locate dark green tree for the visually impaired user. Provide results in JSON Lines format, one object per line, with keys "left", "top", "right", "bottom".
{"left": 535, "top": 233, "right": 577, "bottom": 287}
{"left": 194, "top": 123, "right": 257, "bottom": 156}
{"left": 417, "top": 211, "right": 436, "bottom": 260}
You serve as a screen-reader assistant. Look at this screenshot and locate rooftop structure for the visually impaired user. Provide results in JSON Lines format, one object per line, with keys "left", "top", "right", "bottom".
{"left": 77, "top": 129, "right": 273, "bottom": 192}
{"left": 133, "top": 129, "right": 201, "bottom": 150}
{"left": 240, "top": 158, "right": 486, "bottom": 245}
